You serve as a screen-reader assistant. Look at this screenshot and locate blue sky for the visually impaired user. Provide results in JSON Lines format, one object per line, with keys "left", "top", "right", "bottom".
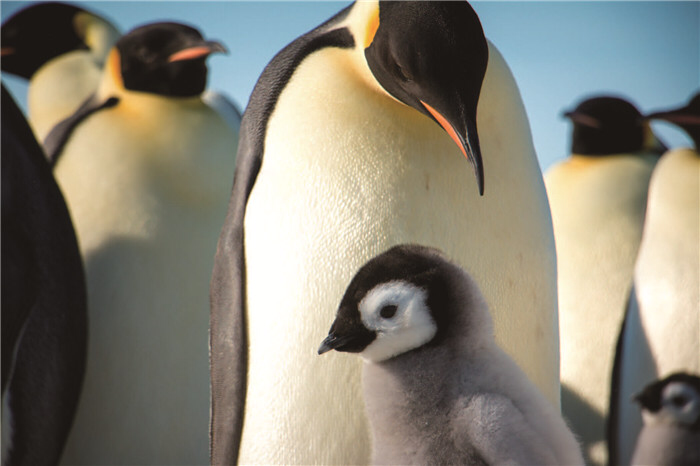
{"left": 2, "top": 1, "right": 698, "bottom": 171}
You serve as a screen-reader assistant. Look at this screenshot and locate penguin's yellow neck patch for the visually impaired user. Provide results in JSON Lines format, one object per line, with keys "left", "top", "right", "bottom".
{"left": 108, "top": 48, "right": 124, "bottom": 90}
{"left": 364, "top": 5, "right": 380, "bottom": 49}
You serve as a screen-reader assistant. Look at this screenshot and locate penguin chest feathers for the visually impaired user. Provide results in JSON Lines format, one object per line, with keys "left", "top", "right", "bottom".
{"left": 247, "top": 45, "right": 477, "bottom": 249}
{"left": 54, "top": 92, "right": 236, "bottom": 250}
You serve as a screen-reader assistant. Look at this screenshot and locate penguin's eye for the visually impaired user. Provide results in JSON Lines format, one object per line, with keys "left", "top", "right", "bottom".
{"left": 379, "top": 305, "right": 398, "bottom": 319}
{"left": 671, "top": 395, "right": 688, "bottom": 408}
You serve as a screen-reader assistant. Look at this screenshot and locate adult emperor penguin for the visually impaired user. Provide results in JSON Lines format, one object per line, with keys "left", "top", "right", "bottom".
{"left": 543, "top": 95, "right": 664, "bottom": 465}
{"left": 46, "top": 22, "right": 237, "bottom": 465}
{"left": 319, "top": 245, "right": 584, "bottom": 465}
{"left": 1, "top": 84, "right": 87, "bottom": 465}
{"left": 630, "top": 373, "right": 700, "bottom": 465}
{"left": 210, "top": 1, "right": 559, "bottom": 464}
{"left": 1, "top": 2, "right": 121, "bottom": 141}
{"left": 611, "top": 92, "right": 700, "bottom": 466}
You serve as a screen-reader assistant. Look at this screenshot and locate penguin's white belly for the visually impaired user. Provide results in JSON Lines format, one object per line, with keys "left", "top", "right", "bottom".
{"left": 29, "top": 52, "right": 103, "bottom": 141}
{"left": 615, "top": 149, "right": 700, "bottom": 466}
{"left": 54, "top": 99, "right": 236, "bottom": 465}
{"left": 546, "top": 155, "right": 656, "bottom": 465}
{"left": 242, "top": 47, "right": 557, "bottom": 464}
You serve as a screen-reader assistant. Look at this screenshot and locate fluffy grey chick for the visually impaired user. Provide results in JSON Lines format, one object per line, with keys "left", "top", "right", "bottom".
{"left": 318, "top": 244, "right": 583, "bottom": 465}
{"left": 631, "top": 373, "right": 700, "bottom": 465}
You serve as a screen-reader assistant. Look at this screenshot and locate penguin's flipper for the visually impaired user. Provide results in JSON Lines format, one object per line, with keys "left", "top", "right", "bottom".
{"left": 1, "top": 84, "right": 87, "bottom": 464}
{"left": 208, "top": 7, "right": 354, "bottom": 464}
{"left": 43, "top": 93, "right": 119, "bottom": 166}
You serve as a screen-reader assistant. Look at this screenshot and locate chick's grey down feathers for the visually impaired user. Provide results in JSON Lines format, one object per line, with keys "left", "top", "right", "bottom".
{"left": 323, "top": 245, "right": 583, "bottom": 465}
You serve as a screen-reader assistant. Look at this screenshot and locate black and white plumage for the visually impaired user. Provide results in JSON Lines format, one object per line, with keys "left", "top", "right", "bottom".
{"left": 630, "top": 373, "right": 700, "bottom": 465}
{"left": 1, "top": 2, "right": 121, "bottom": 141}
{"left": 1, "top": 84, "right": 87, "bottom": 465}
{"left": 47, "top": 22, "right": 237, "bottom": 465}
{"left": 612, "top": 92, "right": 700, "bottom": 465}
{"left": 319, "top": 244, "right": 584, "bottom": 465}
{"left": 544, "top": 95, "right": 663, "bottom": 465}
{"left": 211, "top": 2, "right": 559, "bottom": 463}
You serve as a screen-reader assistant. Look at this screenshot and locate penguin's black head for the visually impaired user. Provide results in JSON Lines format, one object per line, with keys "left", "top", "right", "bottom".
{"left": 634, "top": 373, "right": 700, "bottom": 430}
{"left": 364, "top": 1, "right": 488, "bottom": 195}
{"left": 318, "top": 245, "right": 458, "bottom": 363}
{"left": 563, "top": 96, "right": 655, "bottom": 156}
{"left": 1, "top": 2, "right": 103, "bottom": 79}
{"left": 115, "top": 22, "right": 227, "bottom": 98}
{"left": 646, "top": 92, "right": 700, "bottom": 151}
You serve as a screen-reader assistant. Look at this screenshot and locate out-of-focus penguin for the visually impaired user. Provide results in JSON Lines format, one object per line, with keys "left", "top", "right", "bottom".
{"left": 544, "top": 95, "right": 664, "bottom": 465}
{"left": 1, "top": 84, "right": 87, "bottom": 465}
{"left": 318, "top": 244, "right": 584, "bottom": 465}
{"left": 1, "top": 2, "right": 121, "bottom": 141}
{"left": 210, "top": 1, "right": 559, "bottom": 463}
{"left": 47, "top": 22, "right": 237, "bottom": 465}
{"left": 630, "top": 373, "right": 700, "bottom": 465}
{"left": 611, "top": 92, "right": 700, "bottom": 466}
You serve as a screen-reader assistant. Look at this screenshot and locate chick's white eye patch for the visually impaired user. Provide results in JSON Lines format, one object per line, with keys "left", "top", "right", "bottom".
{"left": 358, "top": 281, "right": 436, "bottom": 362}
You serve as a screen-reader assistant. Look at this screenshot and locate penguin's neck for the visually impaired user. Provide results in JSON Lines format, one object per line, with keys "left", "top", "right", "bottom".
{"left": 97, "top": 49, "right": 203, "bottom": 107}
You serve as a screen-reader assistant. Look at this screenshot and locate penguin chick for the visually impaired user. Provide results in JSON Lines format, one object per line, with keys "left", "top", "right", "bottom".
{"left": 630, "top": 373, "right": 700, "bottom": 465}
{"left": 545, "top": 95, "right": 663, "bottom": 465}
{"left": 50, "top": 22, "right": 236, "bottom": 465}
{"left": 1, "top": 2, "right": 121, "bottom": 140}
{"left": 319, "top": 245, "right": 584, "bottom": 465}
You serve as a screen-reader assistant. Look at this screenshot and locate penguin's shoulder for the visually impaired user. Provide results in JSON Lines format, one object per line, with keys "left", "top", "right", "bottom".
{"left": 239, "top": 4, "right": 354, "bottom": 176}
{"left": 44, "top": 93, "right": 120, "bottom": 166}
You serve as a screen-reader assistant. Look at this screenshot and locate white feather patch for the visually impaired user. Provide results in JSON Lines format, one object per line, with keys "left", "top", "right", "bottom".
{"left": 359, "top": 281, "right": 437, "bottom": 362}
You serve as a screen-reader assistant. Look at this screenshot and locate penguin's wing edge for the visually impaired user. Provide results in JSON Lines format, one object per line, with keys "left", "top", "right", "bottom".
{"left": 208, "top": 5, "right": 354, "bottom": 464}
{"left": 44, "top": 94, "right": 119, "bottom": 167}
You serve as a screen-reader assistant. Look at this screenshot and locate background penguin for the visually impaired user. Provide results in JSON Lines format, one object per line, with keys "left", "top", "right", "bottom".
{"left": 1, "top": 3, "right": 244, "bottom": 141}
{"left": 210, "top": 1, "right": 559, "bottom": 463}
{"left": 47, "top": 22, "right": 237, "bottom": 465}
{"left": 1, "top": 2, "right": 121, "bottom": 141}
{"left": 630, "top": 373, "right": 700, "bottom": 465}
{"left": 318, "top": 244, "right": 584, "bottom": 465}
{"left": 611, "top": 92, "right": 700, "bottom": 466}
{"left": 543, "top": 95, "right": 664, "bottom": 465}
{"left": 1, "top": 84, "right": 87, "bottom": 465}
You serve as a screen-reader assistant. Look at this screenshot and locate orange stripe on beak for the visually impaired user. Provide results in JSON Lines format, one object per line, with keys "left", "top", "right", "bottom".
{"left": 168, "top": 46, "right": 214, "bottom": 63}
{"left": 421, "top": 100, "right": 468, "bottom": 159}
{"left": 1, "top": 46, "right": 15, "bottom": 56}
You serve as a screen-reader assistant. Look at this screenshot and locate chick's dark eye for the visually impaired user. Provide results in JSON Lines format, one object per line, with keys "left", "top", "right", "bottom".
{"left": 671, "top": 395, "right": 688, "bottom": 408}
{"left": 380, "top": 305, "right": 398, "bottom": 319}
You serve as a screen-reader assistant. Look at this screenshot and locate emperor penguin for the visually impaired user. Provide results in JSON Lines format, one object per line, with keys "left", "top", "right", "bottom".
{"left": 1, "top": 2, "right": 121, "bottom": 141}
{"left": 318, "top": 244, "right": 584, "bottom": 465}
{"left": 630, "top": 373, "right": 700, "bottom": 465}
{"left": 1, "top": 84, "right": 87, "bottom": 465}
{"left": 611, "top": 92, "right": 700, "bottom": 466}
{"left": 543, "top": 95, "right": 664, "bottom": 465}
{"left": 210, "top": 1, "right": 559, "bottom": 464}
{"left": 47, "top": 22, "right": 237, "bottom": 465}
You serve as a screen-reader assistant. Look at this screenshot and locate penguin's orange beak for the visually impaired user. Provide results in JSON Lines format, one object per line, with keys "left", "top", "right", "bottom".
{"left": 421, "top": 100, "right": 484, "bottom": 196}
{"left": 168, "top": 41, "right": 227, "bottom": 63}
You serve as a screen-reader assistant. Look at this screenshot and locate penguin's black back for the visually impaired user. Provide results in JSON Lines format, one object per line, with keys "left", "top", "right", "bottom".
{"left": 1, "top": 84, "right": 88, "bottom": 464}
{"left": 209, "top": 6, "right": 354, "bottom": 463}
